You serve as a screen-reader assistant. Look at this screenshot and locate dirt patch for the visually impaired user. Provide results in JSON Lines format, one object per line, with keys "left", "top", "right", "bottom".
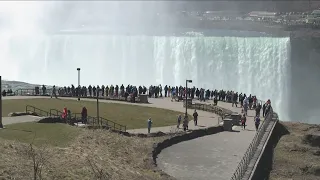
{"left": 270, "top": 122, "right": 320, "bottom": 180}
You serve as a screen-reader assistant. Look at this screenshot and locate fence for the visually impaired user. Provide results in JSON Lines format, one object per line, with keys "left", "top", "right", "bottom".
{"left": 230, "top": 105, "right": 277, "bottom": 180}
{"left": 26, "top": 105, "right": 50, "bottom": 117}
{"left": 25, "top": 105, "right": 127, "bottom": 132}
{"left": 185, "top": 103, "right": 233, "bottom": 119}
{"left": 14, "top": 88, "right": 142, "bottom": 103}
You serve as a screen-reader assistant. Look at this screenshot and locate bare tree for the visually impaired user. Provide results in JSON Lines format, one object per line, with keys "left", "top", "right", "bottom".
{"left": 86, "top": 156, "right": 110, "bottom": 180}
{"left": 21, "top": 133, "right": 50, "bottom": 180}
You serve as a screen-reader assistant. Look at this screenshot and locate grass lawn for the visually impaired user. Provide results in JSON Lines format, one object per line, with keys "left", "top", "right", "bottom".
{"left": 0, "top": 122, "right": 81, "bottom": 147}
{"left": 2, "top": 98, "right": 186, "bottom": 129}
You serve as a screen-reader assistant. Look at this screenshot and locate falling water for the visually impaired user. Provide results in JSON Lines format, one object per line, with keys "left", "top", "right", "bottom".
{"left": 0, "top": 34, "right": 291, "bottom": 120}
{"left": 0, "top": 1, "right": 292, "bottom": 121}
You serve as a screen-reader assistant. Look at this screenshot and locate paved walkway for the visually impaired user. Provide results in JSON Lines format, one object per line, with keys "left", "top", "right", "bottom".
{"left": 2, "top": 96, "right": 258, "bottom": 180}
{"left": 157, "top": 100, "right": 259, "bottom": 180}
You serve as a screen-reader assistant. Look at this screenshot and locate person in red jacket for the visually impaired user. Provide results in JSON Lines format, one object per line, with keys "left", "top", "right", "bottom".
{"left": 62, "top": 107, "right": 67, "bottom": 122}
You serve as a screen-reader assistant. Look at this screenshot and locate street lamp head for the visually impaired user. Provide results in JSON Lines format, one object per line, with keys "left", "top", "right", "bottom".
{"left": 186, "top": 80, "right": 192, "bottom": 83}
{"left": 77, "top": 68, "right": 80, "bottom": 71}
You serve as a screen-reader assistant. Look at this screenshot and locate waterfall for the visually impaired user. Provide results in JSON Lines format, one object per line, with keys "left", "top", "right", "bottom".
{"left": 0, "top": 34, "right": 291, "bottom": 120}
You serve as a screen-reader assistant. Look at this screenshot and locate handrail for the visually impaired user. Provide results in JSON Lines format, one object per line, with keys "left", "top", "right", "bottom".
{"left": 99, "top": 116, "right": 127, "bottom": 132}
{"left": 230, "top": 105, "right": 276, "bottom": 180}
{"left": 14, "top": 88, "right": 141, "bottom": 103}
{"left": 184, "top": 102, "right": 233, "bottom": 119}
{"left": 25, "top": 105, "right": 126, "bottom": 132}
{"left": 49, "top": 109, "right": 63, "bottom": 117}
{"left": 25, "top": 105, "right": 50, "bottom": 117}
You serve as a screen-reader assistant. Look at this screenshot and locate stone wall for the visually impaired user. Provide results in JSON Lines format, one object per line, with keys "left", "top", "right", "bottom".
{"left": 250, "top": 122, "right": 289, "bottom": 180}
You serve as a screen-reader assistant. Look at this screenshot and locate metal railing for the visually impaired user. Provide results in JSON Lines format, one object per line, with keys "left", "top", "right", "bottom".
{"left": 184, "top": 102, "right": 233, "bottom": 119}
{"left": 99, "top": 117, "right": 127, "bottom": 132}
{"left": 25, "top": 105, "right": 127, "bottom": 132}
{"left": 14, "top": 88, "right": 142, "bottom": 102}
{"left": 26, "top": 105, "right": 50, "bottom": 117}
{"left": 230, "top": 106, "right": 276, "bottom": 180}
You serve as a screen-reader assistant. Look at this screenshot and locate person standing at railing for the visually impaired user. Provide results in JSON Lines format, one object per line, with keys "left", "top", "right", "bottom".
{"left": 42, "top": 85, "right": 46, "bottom": 95}
{"left": 255, "top": 103, "right": 262, "bottom": 117}
{"left": 265, "top": 99, "right": 272, "bottom": 116}
{"left": 67, "top": 110, "right": 72, "bottom": 124}
{"left": 262, "top": 102, "right": 267, "bottom": 117}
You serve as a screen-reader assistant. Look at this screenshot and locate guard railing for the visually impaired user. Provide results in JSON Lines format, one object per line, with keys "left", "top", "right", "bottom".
{"left": 25, "top": 105, "right": 127, "bottom": 132}
{"left": 230, "top": 104, "right": 277, "bottom": 180}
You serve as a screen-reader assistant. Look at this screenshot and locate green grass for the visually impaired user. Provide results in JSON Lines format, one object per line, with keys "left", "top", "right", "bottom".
{"left": 2, "top": 98, "right": 185, "bottom": 129}
{"left": 0, "top": 122, "right": 81, "bottom": 147}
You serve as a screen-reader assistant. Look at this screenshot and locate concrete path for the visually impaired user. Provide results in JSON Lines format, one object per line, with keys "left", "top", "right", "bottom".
{"left": 157, "top": 100, "right": 260, "bottom": 180}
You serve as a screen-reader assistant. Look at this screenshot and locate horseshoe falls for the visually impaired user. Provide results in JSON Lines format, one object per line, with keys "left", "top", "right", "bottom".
{"left": 0, "top": 35, "right": 291, "bottom": 121}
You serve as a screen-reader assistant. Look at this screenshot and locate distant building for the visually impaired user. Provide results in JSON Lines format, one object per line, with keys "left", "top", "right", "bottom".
{"left": 306, "top": 10, "right": 320, "bottom": 25}
{"left": 204, "top": 11, "right": 242, "bottom": 20}
{"left": 248, "top": 11, "right": 279, "bottom": 20}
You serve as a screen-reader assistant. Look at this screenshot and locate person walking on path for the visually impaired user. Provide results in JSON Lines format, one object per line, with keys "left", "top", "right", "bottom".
{"left": 183, "top": 115, "right": 189, "bottom": 131}
{"left": 147, "top": 118, "right": 152, "bottom": 133}
{"left": 243, "top": 100, "right": 248, "bottom": 116}
{"left": 193, "top": 110, "right": 198, "bottom": 126}
{"left": 255, "top": 103, "right": 262, "bottom": 117}
{"left": 51, "top": 85, "right": 57, "bottom": 98}
{"left": 255, "top": 116, "right": 261, "bottom": 131}
{"left": 241, "top": 114, "right": 247, "bottom": 130}
{"left": 177, "top": 114, "right": 182, "bottom": 128}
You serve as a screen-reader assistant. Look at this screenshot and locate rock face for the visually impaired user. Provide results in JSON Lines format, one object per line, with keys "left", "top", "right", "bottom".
{"left": 303, "top": 130, "right": 320, "bottom": 147}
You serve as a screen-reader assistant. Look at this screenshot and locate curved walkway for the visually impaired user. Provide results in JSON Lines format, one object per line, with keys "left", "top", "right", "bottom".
{"left": 157, "top": 100, "right": 257, "bottom": 180}
{"left": 2, "top": 96, "right": 258, "bottom": 180}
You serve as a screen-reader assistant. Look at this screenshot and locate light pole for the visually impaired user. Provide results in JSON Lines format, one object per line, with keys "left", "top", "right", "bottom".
{"left": 185, "top": 79, "right": 192, "bottom": 116}
{"left": 77, "top": 68, "right": 80, "bottom": 101}
{"left": 96, "top": 87, "right": 100, "bottom": 126}
{"left": 0, "top": 76, "right": 3, "bottom": 128}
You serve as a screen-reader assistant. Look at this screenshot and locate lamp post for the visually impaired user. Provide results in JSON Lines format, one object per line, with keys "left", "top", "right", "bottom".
{"left": 96, "top": 87, "right": 100, "bottom": 126}
{"left": 185, "top": 79, "right": 192, "bottom": 116}
{"left": 77, "top": 68, "right": 80, "bottom": 101}
{"left": 0, "top": 76, "right": 3, "bottom": 128}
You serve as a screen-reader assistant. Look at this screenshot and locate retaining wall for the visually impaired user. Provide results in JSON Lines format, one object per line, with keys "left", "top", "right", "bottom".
{"left": 250, "top": 122, "right": 289, "bottom": 180}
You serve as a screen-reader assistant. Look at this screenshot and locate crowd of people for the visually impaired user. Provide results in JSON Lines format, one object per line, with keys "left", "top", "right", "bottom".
{"left": 34, "top": 84, "right": 272, "bottom": 132}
